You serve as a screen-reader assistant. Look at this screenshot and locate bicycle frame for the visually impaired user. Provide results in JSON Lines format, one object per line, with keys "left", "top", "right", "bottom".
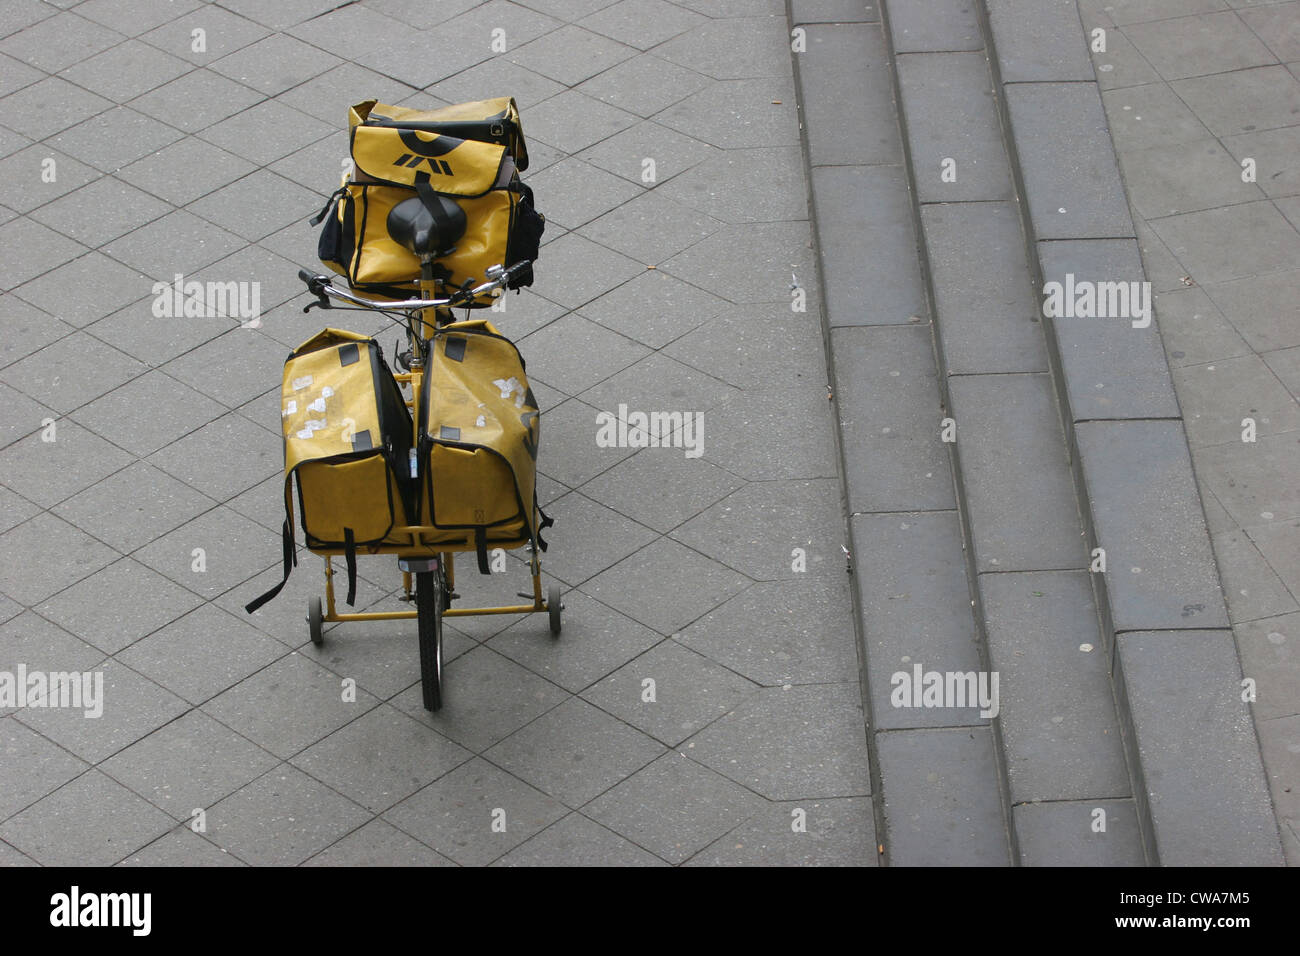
{"left": 310, "top": 258, "right": 552, "bottom": 628}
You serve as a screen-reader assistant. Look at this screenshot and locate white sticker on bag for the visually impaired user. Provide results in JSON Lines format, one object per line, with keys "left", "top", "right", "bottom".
{"left": 292, "top": 375, "right": 313, "bottom": 391}
{"left": 307, "top": 397, "right": 326, "bottom": 413}
{"left": 304, "top": 418, "right": 327, "bottom": 431}
{"left": 282, "top": 399, "right": 297, "bottom": 417}
{"left": 493, "top": 377, "right": 526, "bottom": 408}
{"left": 321, "top": 386, "right": 334, "bottom": 398}
{"left": 296, "top": 428, "right": 314, "bottom": 440}
{"left": 476, "top": 415, "right": 486, "bottom": 427}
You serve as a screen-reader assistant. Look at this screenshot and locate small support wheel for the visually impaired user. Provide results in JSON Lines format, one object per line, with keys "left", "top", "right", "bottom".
{"left": 307, "top": 597, "right": 324, "bottom": 647}
{"left": 548, "top": 585, "right": 562, "bottom": 638}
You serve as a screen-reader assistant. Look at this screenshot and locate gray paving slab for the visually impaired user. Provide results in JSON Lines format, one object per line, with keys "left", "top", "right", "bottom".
{"left": 583, "top": 751, "right": 768, "bottom": 864}
{"left": 1004, "top": 82, "right": 1135, "bottom": 240}
{"left": 303, "top": 818, "right": 456, "bottom": 867}
{"left": 1149, "top": 201, "right": 1300, "bottom": 286}
{"left": 0, "top": 769, "right": 176, "bottom": 867}
{"left": 484, "top": 697, "right": 666, "bottom": 807}
{"left": 980, "top": 570, "right": 1130, "bottom": 803}
{"left": 383, "top": 757, "right": 567, "bottom": 867}
{"left": 876, "top": 727, "right": 1011, "bottom": 865}
{"left": 0, "top": 512, "right": 120, "bottom": 607}
{"left": 116, "top": 603, "right": 287, "bottom": 706}
{"left": 896, "top": 52, "right": 1013, "bottom": 202}
{"left": 670, "top": 479, "right": 844, "bottom": 582}
{"left": 798, "top": 24, "right": 902, "bottom": 167}
{"left": 811, "top": 165, "right": 928, "bottom": 326}
{"left": 1204, "top": 270, "right": 1300, "bottom": 354}
{"left": 677, "top": 575, "right": 860, "bottom": 686}
{"left": 580, "top": 640, "right": 759, "bottom": 747}
{"left": 1076, "top": 419, "right": 1228, "bottom": 632}
{"left": 686, "top": 796, "right": 876, "bottom": 866}
{"left": 582, "top": 536, "right": 752, "bottom": 637}
{"left": 1014, "top": 799, "right": 1146, "bottom": 866}
{"left": 1174, "top": 355, "right": 1300, "bottom": 449}
{"left": 1037, "top": 238, "right": 1181, "bottom": 420}
{"left": 832, "top": 326, "right": 955, "bottom": 513}
{"left": 207, "top": 764, "right": 372, "bottom": 866}
{"left": 289, "top": 704, "right": 473, "bottom": 813}
{"left": 698, "top": 386, "right": 840, "bottom": 481}
{"left": 99, "top": 709, "right": 279, "bottom": 821}
{"left": 494, "top": 812, "right": 668, "bottom": 866}
{"left": 687, "top": 683, "right": 871, "bottom": 800}
{"left": 948, "top": 373, "right": 1088, "bottom": 571}
{"left": 390, "top": 646, "right": 568, "bottom": 754}
{"left": 986, "top": 0, "right": 1095, "bottom": 82}
{"left": 1170, "top": 64, "right": 1300, "bottom": 137}
{"left": 851, "top": 511, "right": 984, "bottom": 729}
{"left": 118, "top": 830, "right": 246, "bottom": 867}
{"left": 1117, "top": 629, "right": 1284, "bottom": 865}
{"left": 0, "top": 717, "right": 89, "bottom": 822}
{"left": 792, "top": 0, "right": 878, "bottom": 23}
{"left": 202, "top": 652, "right": 380, "bottom": 759}
{"left": 887, "top": 0, "right": 980, "bottom": 52}
{"left": 920, "top": 202, "right": 1048, "bottom": 374}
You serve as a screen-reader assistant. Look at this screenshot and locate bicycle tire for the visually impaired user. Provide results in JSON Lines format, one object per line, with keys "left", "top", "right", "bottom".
{"left": 416, "top": 569, "right": 443, "bottom": 711}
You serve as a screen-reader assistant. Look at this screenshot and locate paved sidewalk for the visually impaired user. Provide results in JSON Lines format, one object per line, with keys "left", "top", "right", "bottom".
{"left": 0, "top": 0, "right": 874, "bottom": 866}
{"left": 1078, "top": 0, "right": 1300, "bottom": 865}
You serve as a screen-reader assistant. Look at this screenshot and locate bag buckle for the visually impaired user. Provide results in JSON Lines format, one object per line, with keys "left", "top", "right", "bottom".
{"left": 490, "top": 123, "right": 504, "bottom": 138}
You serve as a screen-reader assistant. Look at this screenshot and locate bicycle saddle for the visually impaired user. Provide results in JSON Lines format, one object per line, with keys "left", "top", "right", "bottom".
{"left": 387, "top": 194, "right": 466, "bottom": 257}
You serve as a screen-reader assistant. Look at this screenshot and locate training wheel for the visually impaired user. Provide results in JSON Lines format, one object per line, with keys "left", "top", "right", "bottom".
{"left": 548, "top": 585, "right": 562, "bottom": 637}
{"left": 307, "top": 597, "right": 323, "bottom": 646}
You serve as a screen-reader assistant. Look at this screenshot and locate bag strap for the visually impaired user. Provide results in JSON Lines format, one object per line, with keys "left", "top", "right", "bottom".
{"left": 536, "top": 503, "right": 553, "bottom": 553}
{"left": 343, "top": 527, "right": 358, "bottom": 606}
{"left": 309, "top": 186, "right": 346, "bottom": 226}
{"left": 245, "top": 480, "right": 298, "bottom": 614}
{"left": 474, "top": 527, "right": 490, "bottom": 575}
{"left": 244, "top": 520, "right": 295, "bottom": 608}
{"left": 414, "top": 177, "right": 458, "bottom": 255}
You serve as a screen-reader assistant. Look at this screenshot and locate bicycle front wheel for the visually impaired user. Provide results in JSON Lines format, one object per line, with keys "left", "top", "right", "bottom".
{"left": 416, "top": 569, "right": 444, "bottom": 711}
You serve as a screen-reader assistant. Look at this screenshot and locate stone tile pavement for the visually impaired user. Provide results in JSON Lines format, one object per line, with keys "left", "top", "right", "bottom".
{"left": 1079, "top": 0, "right": 1299, "bottom": 864}
{"left": 0, "top": 0, "right": 874, "bottom": 865}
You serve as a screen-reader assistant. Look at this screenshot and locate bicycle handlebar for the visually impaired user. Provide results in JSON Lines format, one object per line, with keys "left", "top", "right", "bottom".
{"left": 297, "top": 260, "right": 532, "bottom": 313}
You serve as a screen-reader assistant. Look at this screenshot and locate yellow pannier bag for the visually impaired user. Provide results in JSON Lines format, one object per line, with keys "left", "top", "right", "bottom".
{"left": 245, "top": 329, "right": 415, "bottom": 613}
{"left": 317, "top": 169, "right": 527, "bottom": 303}
{"left": 418, "top": 318, "right": 551, "bottom": 572}
{"left": 349, "top": 97, "right": 529, "bottom": 172}
{"left": 311, "top": 97, "right": 544, "bottom": 305}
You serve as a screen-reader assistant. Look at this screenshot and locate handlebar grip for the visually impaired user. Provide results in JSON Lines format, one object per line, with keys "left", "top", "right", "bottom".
{"left": 298, "top": 269, "right": 316, "bottom": 285}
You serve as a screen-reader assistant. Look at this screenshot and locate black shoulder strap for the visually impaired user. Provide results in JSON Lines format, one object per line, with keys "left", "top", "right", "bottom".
{"left": 415, "top": 177, "right": 455, "bottom": 250}
{"left": 343, "top": 527, "right": 358, "bottom": 606}
{"left": 245, "top": 518, "right": 295, "bottom": 613}
{"left": 475, "top": 527, "right": 490, "bottom": 574}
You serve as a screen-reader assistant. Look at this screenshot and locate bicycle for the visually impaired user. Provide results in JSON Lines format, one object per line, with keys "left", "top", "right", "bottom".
{"left": 293, "top": 194, "right": 559, "bottom": 712}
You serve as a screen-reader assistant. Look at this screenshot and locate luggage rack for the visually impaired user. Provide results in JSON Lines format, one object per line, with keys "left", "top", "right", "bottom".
{"left": 295, "top": 258, "right": 560, "bottom": 712}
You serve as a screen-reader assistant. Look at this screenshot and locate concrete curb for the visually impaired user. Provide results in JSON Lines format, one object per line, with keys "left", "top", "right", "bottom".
{"left": 976, "top": 0, "right": 1283, "bottom": 864}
